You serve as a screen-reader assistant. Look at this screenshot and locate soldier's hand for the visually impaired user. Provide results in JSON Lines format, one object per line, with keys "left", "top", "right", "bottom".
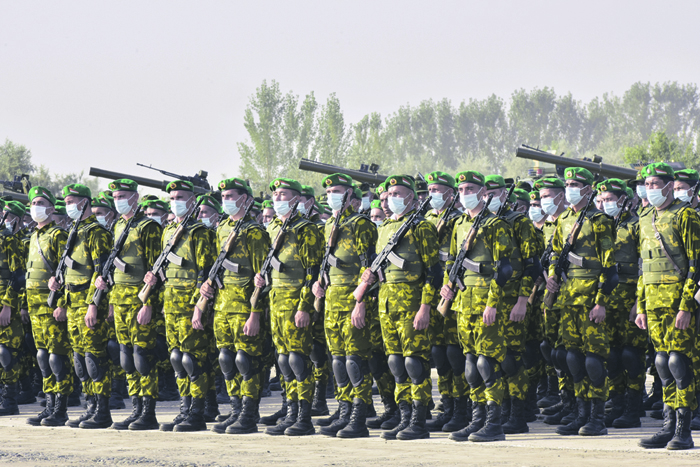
{"left": 53, "top": 307, "right": 67, "bottom": 322}
{"left": 675, "top": 310, "right": 691, "bottom": 330}
{"left": 545, "top": 276, "right": 559, "bottom": 293}
{"left": 253, "top": 273, "right": 266, "bottom": 288}
{"left": 482, "top": 306, "right": 497, "bottom": 326}
{"left": 143, "top": 271, "right": 158, "bottom": 287}
{"left": 589, "top": 305, "right": 606, "bottom": 324}
{"left": 48, "top": 276, "right": 61, "bottom": 291}
{"left": 351, "top": 301, "right": 366, "bottom": 329}
{"left": 200, "top": 281, "right": 215, "bottom": 300}
{"left": 244, "top": 312, "right": 260, "bottom": 337}
{"left": 312, "top": 281, "right": 325, "bottom": 298}
{"left": 0, "top": 305, "right": 11, "bottom": 326}
{"left": 108, "top": 305, "right": 114, "bottom": 323}
{"left": 413, "top": 304, "right": 430, "bottom": 330}
{"left": 20, "top": 308, "right": 29, "bottom": 324}
{"left": 534, "top": 276, "right": 544, "bottom": 288}
{"left": 509, "top": 297, "right": 528, "bottom": 322}
{"left": 440, "top": 285, "right": 455, "bottom": 301}
{"left": 635, "top": 313, "right": 647, "bottom": 330}
{"left": 137, "top": 305, "right": 153, "bottom": 326}
{"left": 353, "top": 282, "right": 369, "bottom": 302}
{"left": 85, "top": 304, "right": 98, "bottom": 330}
{"left": 192, "top": 306, "right": 204, "bottom": 330}
{"left": 95, "top": 276, "right": 108, "bottom": 291}
{"left": 360, "top": 269, "right": 376, "bottom": 285}
{"left": 294, "top": 310, "right": 310, "bottom": 328}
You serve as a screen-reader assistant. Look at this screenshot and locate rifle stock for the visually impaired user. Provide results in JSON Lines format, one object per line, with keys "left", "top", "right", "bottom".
{"left": 47, "top": 201, "right": 89, "bottom": 308}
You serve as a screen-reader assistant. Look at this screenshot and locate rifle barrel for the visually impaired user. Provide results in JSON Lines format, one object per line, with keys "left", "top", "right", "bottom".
{"left": 89, "top": 167, "right": 209, "bottom": 194}
{"left": 298, "top": 159, "right": 388, "bottom": 186}
{"left": 515, "top": 146, "right": 637, "bottom": 180}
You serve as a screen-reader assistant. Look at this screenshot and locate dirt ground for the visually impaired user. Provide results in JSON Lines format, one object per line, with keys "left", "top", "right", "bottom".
{"left": 1, "top": 376, "right": 699, "bottom": 467}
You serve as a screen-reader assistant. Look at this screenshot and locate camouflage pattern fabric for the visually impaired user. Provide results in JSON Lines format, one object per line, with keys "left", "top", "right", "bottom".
{"left": 30, "top": 311, "right": 72, "bottom": 394}
{"left": 114, "top": 303, "right": 158, "bottom": 397}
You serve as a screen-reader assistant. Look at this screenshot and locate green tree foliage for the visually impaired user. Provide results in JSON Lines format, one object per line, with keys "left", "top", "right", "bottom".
{"left": 623, "top": 131, "right": 695, "bottom": 168}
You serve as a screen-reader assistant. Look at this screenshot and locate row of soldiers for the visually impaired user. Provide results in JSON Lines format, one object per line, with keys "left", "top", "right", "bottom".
{"left": 0, "top": 161, "right": 697, "bottom": 450}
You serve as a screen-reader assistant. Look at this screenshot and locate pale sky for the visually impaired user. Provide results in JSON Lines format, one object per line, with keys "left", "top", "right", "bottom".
{"left": 1, "top": 0, "right": 698, "bottom": 191}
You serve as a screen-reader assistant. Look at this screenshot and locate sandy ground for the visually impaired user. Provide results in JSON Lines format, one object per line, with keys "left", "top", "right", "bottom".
{"left": 1, "top": 375, "right": 699, "bottom": 467}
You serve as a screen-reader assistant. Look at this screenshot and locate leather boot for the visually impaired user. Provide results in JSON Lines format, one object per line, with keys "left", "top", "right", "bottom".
{"left": 556, "top": 398, "right": 590, "bottom": 435}
{"left": 80, "top": 395, "right": 113, "bottom": 429}
{"left": 640, "top": 404, "right": 676, "bottom": 448}
{"left": 203, "top": 389, "right": 220, "bottom": 422}
{"left": 396, "top": 401, "right": 430, "bottom": 440}
{"left": 226, "top": 396, "right": 259, "bottom": 434}
{"left": 109, "top": 379, "right": 125, "bottom": 410}
{"left": 160, "top": 395, "right": 191, "bottom": 431}
{"left": 667, "top": 407, "right": 695, "bottom": 450}
{"left": 381, "top": 400, "right": 412, "bottom": 440}
{"left": 367, "top": 398, "right": 376, "bottom": 417}
{"left": 543, "top": 390, "right": 574, "bottom": 425}
{"left": 211, "top": 396, "right": 242, "bottom": 433}
{"left": 337, "top": 399, "right": 370, "bottom": 438}
{"left": 449, "top": 402, "right": 486, "bottom": 441}
{"left": 642, "top": 376, "right": 662, "bottom": 410}
{"left": 265, "top": 400, "right": 297, "bottom": 435}
{"left": 215, "top": 375, "right": 229, "bottom": 404}
{"left": 129, "top": 396, "right": 159, "bottom": 430}
{"left": 173, "top": 397, "right": 207, "bottom": 432}
{"left": 579, "top": 398, "right": 607, "bottom": 436}
{"left": 17, "top": 376, "right": 36, "bottom": 405}
{"left": 67, "top": 394, "right": 96, "bottom": 427}
{"left": 469, "top": 401, "right": 505, "bottom": 442}
{"left": 67, "top": 379, "right": 81, "bottom": 407}
{"left": 317, "top": 406, "right": 340, "bottom": 427}
{"left": 285, "top": 400, "right": 316, "bottom": 436}
{"left": 426, "top": 396, "right": 453, "bottom": 431}
{"left": 604, "top": 392, "right": 624, "bottom": 427}
{"left": 366, "top": 397, "right": 399, "bottom": 429}
{"left": 0, "top": 383, "right": 19, "bottom": 416}
{"left": 503, "top": 398, "right": 529, "bottom": 434}
{"left": 41, "top": 393, "right": 69, "bottom": 426}
{"left": 443, "top": 396, "right": 470, "bottom": 432}
{"left": 500, "top": 398, "right": 510, "bottom": 424}
{"left": 158, "top": 371, "right": 179, "bottom": 402}
{"left": 27, "top": 393, "right": 54, "bottom": 425}
{"left": 320, "top": 400, "right": 351, "bottom": 436}
{"left": 524, "top": 379, "right": 538, "bottom": 422}
{"left": 536, "top": 375, "right": 547, "bottom": 402}
{"left": 310, "top": 380, "right": 329, "bottom": 416}
{"left": 612, "top": 389, "right": 642, "bottom": 428}
{"left": 112, "top": 396, "right": 143, "bottom": 430}
{"left": 537, "top": 375, "right": 559, "bottom": 408}
{"left": 259, "top": 396, "right": 287, "bottom": 426}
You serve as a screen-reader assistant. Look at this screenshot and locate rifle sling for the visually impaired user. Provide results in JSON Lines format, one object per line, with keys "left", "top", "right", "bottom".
{"left": 35, "top": 235, "right": 56, "bottom": 274}
{"left": 651, "top": 211, "right": 683, "bottom": 275}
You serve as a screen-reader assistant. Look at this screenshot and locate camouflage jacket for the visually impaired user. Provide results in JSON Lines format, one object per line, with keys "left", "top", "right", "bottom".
{"left": 0, "top": 230, "right": 24, "bottom": 310}
{"left": 500, "top": 207, "right": 539, "bottom": 298}
{"left": 26, "top": 222, "right": 68, "bottom": 311}
{"left": 324, "top": 206, "right": 377, "bottom": 288}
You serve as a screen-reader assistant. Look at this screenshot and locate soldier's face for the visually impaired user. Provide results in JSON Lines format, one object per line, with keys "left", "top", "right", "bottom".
{"left": 674, "top": 181, "right": 692, "bottom": 192}
{"left": 113, "top": 190, "right": 138, "bottom": 203}
{"left": 370, "top": 208, "right": 386, "bottom": 222}
{"left": 261, "top": 208, "right": 275, "bottom": 224}
{"left": 379, "top": 191, "right": 392, "bottom": 216}
{"left": 145, "top": 208, "right": 167, "bottom": 225}
{"left": 458, "top": 183, "right": 483, "bottom": 196}
{"left": 645, "top": 176, "right": 673, "bottom": 199}
{"left": 428, "top": 184, "right": 453, "bottom": 201}
{"left": 514, "top": 200, "right": 528, "bottom": 213}
{"left": 221, "top": 189, "right": 246, "bottom": 203}
{"left": 539, "top": 188, "right": 564, "bottom": 204}
{"left": 530, "top": 200, "right": 541, "bottom": 209}
{"left": 272, "top": 188, "right": 299, "bottom": 203}
{"left": 598, "top": 191, "right": 620, "bottom": 204}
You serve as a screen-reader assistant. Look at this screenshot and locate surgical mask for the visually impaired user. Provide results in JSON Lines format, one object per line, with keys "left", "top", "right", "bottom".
{"left": 362, "top": 197, "right": 371, "bottom": 211}
{"left": 327, "top": 193, "right": 345, "bottom": 212}
{"left": 373, "top": 220, "right": 383, "bottom": 227}
{"left": 30, "top": 206, "right": 50, "bottom": 223}
{"left": 565, "top": 187, "right": 583, "bottom": 205}
{"left": 222, "top": 199, "right": 242, "bottom": 217}
{"left": 96, "top": 215, "right": 109, "bottom": 227}
{"left": 459, "top": 193, "right": 480, "bottom": 211}
{"left": 487, "top": 196, "right": 502, "bottom": 213}
{"left": 603, "top": 201, "right": 621, "bottom": 217}
{"left": 201, "top": 217, "right": 215, "bottom": 228}
{"left": 4, "top": 220, "right": 14, "bottom": 233}
{"left": 66, "top": 202, "right": 83, "bottom": 220}
{"left": 647, "top": 185, "right": 669, "bottom": 207}
{"left": 263, "top": 221, "right": 270, "bottom": 229}
{"left": 171, "top": 200, "right": 190, "bottom": 218}
{"left": 636, "top": 185, "right": 647, "bottom": 199}
{"left": 541, "top": 197, "right": 559, "bottom": 216}
{"left": 298, "top": 203, "right": 309, "bottom": 216}
{"left": 430, "top": 193, "right": 446, "bottom": 211}
{"left": 147, "top": 214, "right": 163, "bottom": 226}
{"left": 674, "top": 189, "right": 692, "bottom": 203}
{"left": 529, "top": 207, "right": 545, "bottom": 223}
{"left": 273, "top": 200, "right": 294, "bottom": 217}
{"left": 387, "top": 197, "right": 407, "bottom": 215}
{"left": 115, "top": 197, "right": 133, "bottom": 215}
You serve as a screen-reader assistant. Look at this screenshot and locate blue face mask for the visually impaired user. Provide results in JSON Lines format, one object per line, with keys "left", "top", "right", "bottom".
{"left": 222, "top": 199, "right": 241, "bottom": 216}
{"left": 387, "top": 196, "right": 407, "bottom": 216}
{"left": 171, "top": 200, "right": 190, "bottom": 218}
{"left": 528, "top": 206, "right": 545, "bottom": 223}
{"left": 327, "top": 193, "right": 345, "bottom": 212}
{"left": 273, "top": 200, "right": 294, "bottom": 217}
{"left": 430, "top": 193, "right": 446, "bottom": 211}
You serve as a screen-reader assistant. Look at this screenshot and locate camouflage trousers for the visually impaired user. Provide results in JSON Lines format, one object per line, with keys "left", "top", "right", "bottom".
{"left": 164, "top": 310, "right": 212, "bottom": 399}
{"left": 429, "top": 301, "right": 468, "bottom": 400}
{"left": 66, "top": 290, "right": 111, "bottom": 397}
{"left": 502, "top": 294, "right": 529, "bottom": 401}
{"left": 106, "top": 315, "right": 126, "bottom": 383}
{"left": 113, "top": 303, "right": 159, "bottom": 398}
{"left": 367, "top": 295, "right": 395, "bottom": 403}
{"left": 29, "top": 309, "right": 73, "bottom": 395}
{"left": 312, "top": 308, "right": 331, "bottom": 392}
{"left": 0, "top": 311, "right": 23, "bottom": 384}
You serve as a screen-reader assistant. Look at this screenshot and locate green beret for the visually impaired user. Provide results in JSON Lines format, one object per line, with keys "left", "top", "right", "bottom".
{"left": 529, "top": 191, "right": 541, "bottom": 201}
{"left": 455, "top": 171, "right": 485, "bottom": 187}
{"left": 62, "top": 183, "right": 91, "bottom": 199}
{"left": 370, "top": 199, "right": 381, "bottom": 209}
{"left": 484, "top": 175, "right": 506, "bottom": 190}
{"left": 109, "top": 179, "right": 138, "bottom": 192}
{"left": 375, "top": 182, "right": 387, "bottom": 195}
{"left": 385, "top": 175, "right": 415, "bottom": 192}
{"left": 564, "top": 167, "right": 594, "bottom": 185}
{"left": 253, "top": 201, "right": 262, "bottom": 211}
{"left": 533, "top": 177, "right": 565, "bottom": 190}
{"left": 218, "top": 176, "right": 248, "bottom": 193}
{"left": 54, "top": 199, "right": 66, "bottom": 215}
{"left": 269, "top": 177, "right": 302, "bottom": 193}
{"left": 625, "top": 187, "right": 634, "bottom": 199}
{"left": 3, "top": 200, "right": 26, "bottom": 218}
{"left": 301, "top": 185, "right": 315, "bottom": 198}
{"left": 353, "top": 185, "right": 363, "bottom": 200}
{"left": 143, "top": 199, "right": 170, "bottom": 212}
{"left": 322, "top": 173, "right": 354, "bottom": 189}
{"left": 596, "top": 178, "right": 627, "bottom": 195}
{"left": 91, "top": 196, "right": 114, "bottom": 210}
{"left": 98, "top": 191, "right": 114, "bottom": 206}
{"left": 140, "top": 194, "right": 159, "bottom": 202}
{"left": 513, "top": 188, "right": 529, "bottom": 202}
{"left": 642, "top": 162, "right": 675, "bottom": 180}
{"left": 674, "top": 169, "right": 699, "bottom": 182}
{"left": 28, "top": 186, "right": 56, "bottom": 205}
{"left": 425, "top": 171, "right": 455, "bottom": 189}
{"left": 261, "top": 200, "right": 274, "bottom": 209}
{"left": 166, "top": 180, "right": 194, "bottom": 193}
{"left": 197, "top": 194, "right": 222, "bottom": 214}
{"left": 415, "top": 180, "right": 428, "bottom": 194}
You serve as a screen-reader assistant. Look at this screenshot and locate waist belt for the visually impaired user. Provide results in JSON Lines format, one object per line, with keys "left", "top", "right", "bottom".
{"left": 66, "top": 283, "right": 90, "bottom": 293}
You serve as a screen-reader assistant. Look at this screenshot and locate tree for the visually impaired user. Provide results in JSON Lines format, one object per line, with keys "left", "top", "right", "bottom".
{"left": 622, "top": 131, "right": 696, "bottom": 169}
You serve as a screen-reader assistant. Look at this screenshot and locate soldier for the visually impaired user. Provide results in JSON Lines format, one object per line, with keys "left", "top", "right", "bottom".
{"left": 0, "top": 201, "right": 28, "bottom": 416}
{"left": 369, "top": 200, "right": 386, "bottom": 227}
{"left": 92, "top": 194, "right": 117, "bottom": 230}
{"left": 52, "top": 200, "right": 69, "bottom": 230}
{"left": 144, "top": 199, "right": 170, "bottom": 228}
{"left": 512, "top": 188, "right": 530, "bottom": 214}
{"left": 95, "top": 179, "right": 162, "bottom": 431}
{"left": 423, "top": 171, "right": 471, "bottom": 433}
{"left": 440, "top": 170, "right": 513, "bottom": 443}
{"left": 198, "top": 194, "right": 222, "bottom": 230}
{"left": 636, "top": 162, "right": 699, "bottom": 450}
{"left": 311, "top": 173, "right": 376, "bottom": 438}
{"left": 376, "top": 183, "right": 393, "bottom": 219}
{"left": 356, "top": 174, "right": 440, "bottom": 441}
{"left": 253, "top": 177, "right": 323, "bottom": 437}
{"left": 261, "top": 200, "right": 275, "bottom": 229}
{"left": 546, "top": 167, "right": 618, "bottom": 437}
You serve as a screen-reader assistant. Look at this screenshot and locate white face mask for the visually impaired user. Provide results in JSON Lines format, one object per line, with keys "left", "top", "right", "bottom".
{"left": 487, "top": 195, "right": 503, "bottom": 213}
{"left": 647, "top": 183, "right": 670, "bottom": 207}
{"left": 31, "top": 206, "right": 50, "bottom": 223}
{"left": 96, "top": 215, "right": 109, "bottom": 227}
{"left": 273, "top": 200, "right": 294, "bottom": 217}
{"left": 327, "top": 193, "right": 345, "bottom": 212}
{"left": 115, "top": 196, "right": 134, "bottom": 215}
{"left": 201, "top": 217, "right": 215, "bottom": 228}
{"left": 430, "top": 193, "right": 446, "bottom": 211}
{"left": 4, "top": 220, "right": 14, "bottom": 233}
{"left": 565, "top": 187, "right": 584, "bottom": 205}
{"left": 263, "top": 221, "right": 270, "bottom": 229}
{"left": 528, "top": 206, "right": 545, "bottom": 223}
{"left": 674, "top": 189, "right": 692, "bottom": 203}
{"left": 66, "top": 201, "right": 85, "bottom": 220}
{"left": 171, "top": 200, "right": 191, "bottom": 218}
{"left": 459, "top": 191, "right": 482, "bottom": 211}
{"left": 541, "top": 197, "right": 559, "bottom": 216}
{"left": 361, "top": 197, "right": 371, "bottom": 211}
{"left": 387, "top": 197, "right": 407, "bottom": 216}
{"left": 223, "top": 198, "right": 244, "bottom": 217}
{"left": 373, "top": 219, "right": 383, "bottom": 227}
{"left": 636, "top": 185, "right": 647, "bottom": 199}
{"left": 603, "top": 201, "right": 621, "bottom": 217}
{"left": 147, "top": 214, "right": 164, "bottom": 226}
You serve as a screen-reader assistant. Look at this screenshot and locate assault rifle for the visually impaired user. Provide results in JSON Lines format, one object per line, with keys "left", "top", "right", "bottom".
{"left": 613, "top": 197, "right": 630, "bottom": 231}
{"left": 496, "top": 184, "right": 516, "bottom": 218}
{"left": 434, "top": 193, "right": 458, "bottom": 240}
{"left": 137, "top": 163, "right": 211, "bottom": 191}
{"left": 314, "top": 191, "right": 350, "bottom": 312}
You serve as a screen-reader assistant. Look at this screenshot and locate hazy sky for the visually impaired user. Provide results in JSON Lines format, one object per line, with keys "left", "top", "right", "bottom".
{"left": 1, "top": 1, "right": 698, "bottom": 191}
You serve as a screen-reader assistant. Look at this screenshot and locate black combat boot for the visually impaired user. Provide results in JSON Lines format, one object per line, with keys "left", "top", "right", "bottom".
{"left": 337, "top": 399, "right": 370, "bottom": 438}
{"left": 226, "top": 396, "right": 259, "bottom": 434}
{"left": 17, "top": 376, "right": 36, "bottom": 405}
{"left": 639, "top": 404, "right": 676, "bottom": 448}
{"left": 265, "top": 400, "right": 297, "bottom": 435}
{"left": 67, "top": 379, "right": 81, "bottom": 407}
{"left": 112, "top": 396, "right": 142, "bottom": 430}
{"left": 366, "top": 397, "right": 398, "bottom": 429}
{"left": 160, "top": 395, "right": 190, "bottom": 432}
{"left": 319, "top": 400, "right": 351, "bottom": 436}
{"left": 524, "top": 379, "right": 539, "bottom": 422}
{"left": 426, "top": 396, "right": 453, "bottom": 431}
{"left": 215, "top": 375, "right": 229, "bottom": 404}
{"left": 500, "top": 398, "right": 510, "bottom": 424}
{"left": 211, "top": 396, "right": 242, "bottom": 433}
{"left": 537, "top": 375, "right": 559, "bottom": 408}
{"left": 556, "top": 398, "right": 590, "bottom": 435}
{"left": 310, "top": 380, "right": 329, "bottom": 416}
{"left": 285, "top": 400, "right": 315, "bottom": 436}
{"left": 80, "top": 395, "right": 112, "bottom": 429}
{"left": 667, "top": 408, "right": 694, "bottom": 450}
{"left": 469, "top": 401, "right": 505, "bottom": 442}
{"left": 612, "top": 389, "right": 642, "bottom": 428}
{"left": 0, "top": 383, "right": 19, "bottom": 416}
{"left": 129, "top": 396, "right": 159, "bottom": 430}
{"left": 173, "top": 397, "right": 207, "bottom": 432}
{"left": 643, "top": 376, "right": 662, "bottom": 410}
{"left": 396, "top": 401, "right": 430, "bottom": 440}
{"left": 536, "top": 375, "right": 548, "bottom": 403}
{"left": 203, "top": 388, "right": 220, "bottom": 422}
{"left": 158, "top": 371, "right": 179, "bottom": 402}
{"left": 27, "top": 393, "right": 54, "bottom": 425}
{"left": 442, "top": 396, "right": 470, "bottom": 432}
{"left": 67, "top": 394, "right": 96, "bottom": 427}
{"left": 604, "top": 392, "right": 624, "bottom": 427}
{"left": 109, "top": 379, "right": 125, "bottom": 410}
{"left": 259, "top": 396, "right": 287, "bottom": 426}
{"left": 502, "top": 398, "right": 529, "bottom": 434}
{"left": 41, "top": 393, "right": 69, "bottom": 426}
{"left": 380, "top": 400, "right": 412, "bottom": 440}
{"left": 579, "top": 398, "right": 607, "bottom": 436}
{"left": 449, "top": 402, "right": 486, "bottom": 441}
{"left": 317, "top": 406, "right": 340, "bottom": 427}
{"left": 543, "top": 390, "right": 574, "bottom": 425}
